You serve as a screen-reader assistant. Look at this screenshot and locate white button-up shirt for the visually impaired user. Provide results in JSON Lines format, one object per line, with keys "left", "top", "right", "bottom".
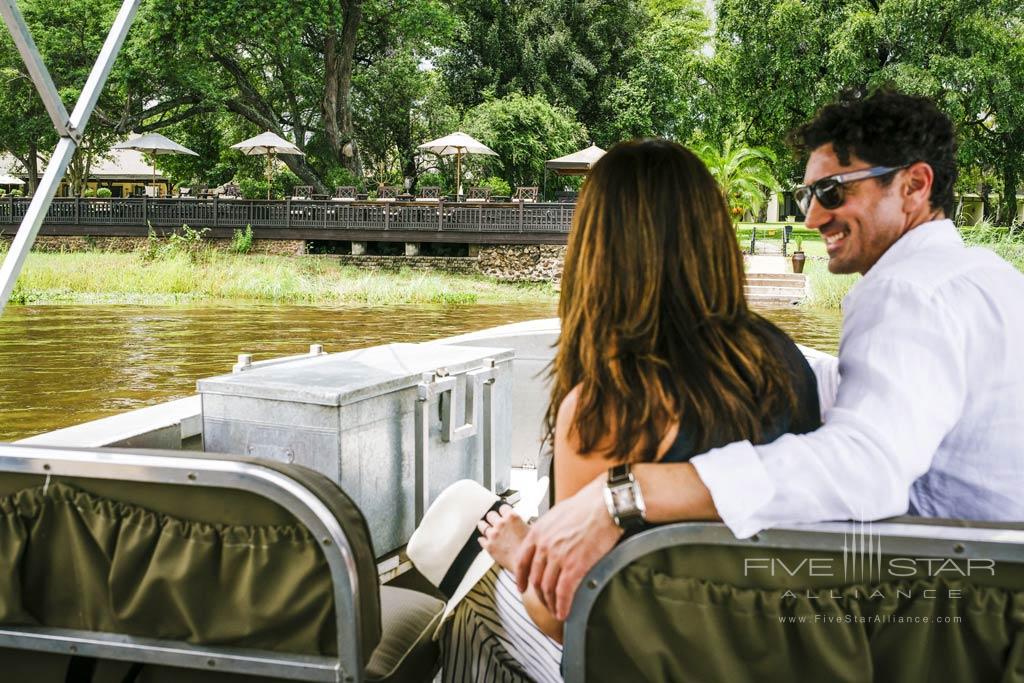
{"left": 692, "top": 219, "right": 1024, "bottom": 538}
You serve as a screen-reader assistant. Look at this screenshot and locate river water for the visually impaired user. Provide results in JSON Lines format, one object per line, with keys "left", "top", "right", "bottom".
{"left": 0, "top": 303, "right": 841, "bottom": 441}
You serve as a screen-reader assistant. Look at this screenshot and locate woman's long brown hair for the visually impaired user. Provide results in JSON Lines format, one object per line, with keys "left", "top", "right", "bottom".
{"left": 546, "top": 139, "right": 797, "bottom": 462}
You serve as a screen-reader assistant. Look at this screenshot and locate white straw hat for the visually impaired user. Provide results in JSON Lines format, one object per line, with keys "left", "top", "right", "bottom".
{"left": 406, "top": 480, "right": 503, "bottom": 636}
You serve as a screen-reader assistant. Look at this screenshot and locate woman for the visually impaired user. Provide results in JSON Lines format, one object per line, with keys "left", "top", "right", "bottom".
{"left": 445, "top": 139, "right": 821, "bottom": 682}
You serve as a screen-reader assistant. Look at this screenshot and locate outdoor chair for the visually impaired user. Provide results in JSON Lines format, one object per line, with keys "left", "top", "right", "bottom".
{"left": 512, "top": 186, "right": 538, "bottom": 203}
{"left": 177, "top": 187, "right": 192, "bottom": 198}
{"left": 563, "top": 518, "right": 1024, "bottom": 683}
{"left": 0, "top": 443, "right": 444, "bottom": 683}
{"left": 291, "top": 185, "right": 314, "bottom": 200}
{"left": 220, "top": 183, "right": 242, "bottom": 199}
{"left": 465, "top": 187, "right": 492, "bottom": 203}
{"left": 415, "top": 186, "right": 442, "bottom": 202}
{"left": 377, "top": 185, "right": 401, "bottom": 202}
{"left": 333, "top": 186, "right": 358, "bottom": 202}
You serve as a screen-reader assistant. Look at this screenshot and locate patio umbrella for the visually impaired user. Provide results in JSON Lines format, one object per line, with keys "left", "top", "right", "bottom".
{"left": 418, "top": 132, "right": 497, "bottom": 197}
{"left": 113, "top": 133, "right": 198, "bottom": 197}
{"left": 0, "top": 174, "right": 24, "bottom": 186}
{"left": 231, "top": 132, "right": 305, "bottom": 200}
{"left": 545, "top": 144, "right": 605, "bottom": 176}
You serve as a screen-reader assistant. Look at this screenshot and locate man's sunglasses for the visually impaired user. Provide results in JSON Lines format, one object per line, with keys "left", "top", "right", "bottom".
{"left": 794, "top": 165, "right": 906, "bottom": 214}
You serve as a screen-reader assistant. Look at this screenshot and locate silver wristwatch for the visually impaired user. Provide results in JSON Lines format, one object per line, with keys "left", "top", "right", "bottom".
{"left": 603, "top": 463, "right": 647, "bottom": 533}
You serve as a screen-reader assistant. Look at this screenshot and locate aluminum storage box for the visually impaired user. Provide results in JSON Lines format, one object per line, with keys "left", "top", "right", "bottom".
{"left": 198, "top": 342, "right": 514, "bottom": 554}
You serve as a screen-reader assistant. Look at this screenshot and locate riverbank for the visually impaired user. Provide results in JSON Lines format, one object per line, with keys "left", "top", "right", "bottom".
{"left": 3, "top": 250, "right": 560, "bottom": 306}
{"left": 803, "top": 229, "right": 1024, "bottom": 309}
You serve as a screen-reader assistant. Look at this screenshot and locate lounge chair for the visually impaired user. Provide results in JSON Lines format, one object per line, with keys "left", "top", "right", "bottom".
{"left": 563, "top": 518, "right": 1024, "bottom": 682}
{"left": 378, "top": 186, "right": 401, "bottom": 202}
{"left": 292, "top": 185, "right": 314, "bottom": 200}
{"left": 0, "top": 444, "right": 444, "bottom": 682}
{"left": 465, "top": 187, "right": 492, "bottom": 203}
{"left": 415, "top": 186, "right": 442, "bottom": 203}
{"left": 333, "top": 186, "right": 358, "bottom": 202}
{"left": 512, "top": 186, "right": 538, "bottom": 203}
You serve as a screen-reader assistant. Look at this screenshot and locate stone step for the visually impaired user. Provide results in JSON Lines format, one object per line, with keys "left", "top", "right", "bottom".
{"left": 745, "top": 277, "right": 806, "bottom": 289}
{"left": 746, "top": 293, "right": 803, "bottom": 305}
{"left": 744, "top": 285, "right": 806, "bottom": 298}
{"left": 745, "top": 272, "right": 806, "bottom": 281}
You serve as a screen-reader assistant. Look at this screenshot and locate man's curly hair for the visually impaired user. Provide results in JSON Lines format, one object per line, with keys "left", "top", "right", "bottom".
{"left": 793, "top": 90, "right": 957, "bottom": 217}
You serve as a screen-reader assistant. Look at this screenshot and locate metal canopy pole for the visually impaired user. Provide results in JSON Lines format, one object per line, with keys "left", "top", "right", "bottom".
{"left": 0, "top": 0, "right": 142, "bottom": 315}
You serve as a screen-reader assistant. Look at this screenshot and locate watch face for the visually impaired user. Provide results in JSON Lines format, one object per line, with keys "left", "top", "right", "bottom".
{"left": 610, "top": 484, "right": 637, "bottom": 513}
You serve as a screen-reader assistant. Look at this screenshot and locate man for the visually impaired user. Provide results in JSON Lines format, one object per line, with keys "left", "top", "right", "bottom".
{"left": 516, "top": 90, "right": 1024, "bottom": 621}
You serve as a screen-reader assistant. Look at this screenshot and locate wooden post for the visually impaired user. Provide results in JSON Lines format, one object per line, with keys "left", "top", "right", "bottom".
{"left": 438, "top": 199, "right": 444, "bottom": 231}
{"left": 74, "top": 196, "right": 80, "bottom": 225}
{"left": 213, "top": 197, "right": 219, "bottom": 228}
{"left": 142, "top": 195, "right": 147, "bottom": 226}
{"left": 286, "top": 198, "right": 291, "bottom": 229}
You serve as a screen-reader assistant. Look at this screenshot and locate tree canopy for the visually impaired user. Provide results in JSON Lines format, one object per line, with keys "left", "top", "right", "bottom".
{"left": 1, "top": 0, "right": 1021, "bottom": 220}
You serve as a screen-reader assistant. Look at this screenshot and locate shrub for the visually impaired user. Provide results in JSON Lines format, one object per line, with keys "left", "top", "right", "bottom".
{"left": 478, "top": 176, "right": 511, "bottom": 197}
{"left": 95, "top": 187, "right": 112, "bottom": 198}
{"left": 230, "top": 225, "right": 255, "bottom": 254}
{"left": 237, "top": 177, "right": 268, "bottom": 200}
{"left": 417, "top": 172, "right": 450, "bottom": 194}
{"left": 143, "top": 223, "right": 209, "bottom": 263}
{"left": 326, "top": 167, "right": 363, "bottom": 192}
{"left": 0, "top": 189, "right": 6, "bottom": 197}
{"left": 10, "top": 189, "right": 24, "bottom": 198}
{"left": 83, "top": 189, "right": 97, "bottom": 198}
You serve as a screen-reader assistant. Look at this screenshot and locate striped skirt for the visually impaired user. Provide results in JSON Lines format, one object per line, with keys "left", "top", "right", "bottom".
{"left": 441, "top": 565, "right": 563, "bottom": 683}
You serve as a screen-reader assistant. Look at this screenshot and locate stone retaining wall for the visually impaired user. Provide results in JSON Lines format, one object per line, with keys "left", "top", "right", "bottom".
{"left": 336, "top": 254, "right": 480, "bottom": 274}
{"left": 478, "top": 245, "right": 566, "bottom": 282}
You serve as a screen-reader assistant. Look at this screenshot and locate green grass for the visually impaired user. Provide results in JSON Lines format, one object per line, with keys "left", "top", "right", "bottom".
{"left": 4, "top": 250, "right": 560, "bottom": 306}
{"left": 803, "top": 259, "right": 860, "bottom": 309}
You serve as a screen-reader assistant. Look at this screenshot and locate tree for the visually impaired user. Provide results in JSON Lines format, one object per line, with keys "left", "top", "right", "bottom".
{"left": 695, "top": 140, "right": 780, "bottom": 220}
{"left": 461, "top": 93, "right": 586, "bottom": 190}
{"left": 707, "top": 0, "right": 1024, "bottom": 221}
{"left": 351, "top": 0, "right": 456, "bottom": 188}
{"left": 594, "top": 0, "right": 710, "bottom": 143}
{"left": 437, "top": 0, "right": 649, "bottom": 139}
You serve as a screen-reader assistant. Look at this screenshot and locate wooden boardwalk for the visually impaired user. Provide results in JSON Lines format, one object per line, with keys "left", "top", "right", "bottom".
{"left": 0, "top": 197, "right": 574, "bottom": 245}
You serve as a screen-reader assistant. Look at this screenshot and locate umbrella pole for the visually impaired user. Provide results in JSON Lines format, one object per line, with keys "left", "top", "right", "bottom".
{"left": 456, "top": 150, "right": 462, "bottom": 199}
{"left": 266, "top": 152, "right": 273, "bottom": 201}
{"left": 151, "top": 153, "right": 157, "bottom": 197}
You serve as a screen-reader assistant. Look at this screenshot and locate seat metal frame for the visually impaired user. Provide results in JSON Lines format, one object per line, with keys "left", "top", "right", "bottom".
{"left": 0, "top": 443, "right": 366, "bottom": 683}
{"left": 562, "top": 519, "right": 1024, "bottom": 683}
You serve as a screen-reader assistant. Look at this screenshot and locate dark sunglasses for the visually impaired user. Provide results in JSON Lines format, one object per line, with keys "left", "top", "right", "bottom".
{"left": 794, "top": 165, "right": 906, "bottom": 214}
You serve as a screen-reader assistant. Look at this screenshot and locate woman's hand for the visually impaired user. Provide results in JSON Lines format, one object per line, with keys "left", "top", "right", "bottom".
{"left": 478, "top": 504, "right": 530, "bottom": 572}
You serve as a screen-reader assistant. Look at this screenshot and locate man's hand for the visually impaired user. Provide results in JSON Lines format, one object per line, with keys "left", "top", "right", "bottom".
{"left": 514, "top": 474, "right": 623, "bottom": 621}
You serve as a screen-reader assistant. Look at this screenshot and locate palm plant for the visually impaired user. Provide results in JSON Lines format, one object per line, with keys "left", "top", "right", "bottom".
{"left": 695, "top": 140, "right": 781, "bottom": 222}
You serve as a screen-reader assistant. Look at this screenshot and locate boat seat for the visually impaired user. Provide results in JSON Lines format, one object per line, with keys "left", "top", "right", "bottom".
{"left": 0, "top": 444, "right": 443, "bottom": 682}
{"left": 563, "top": 518, "right": 1024, "bottom": 683}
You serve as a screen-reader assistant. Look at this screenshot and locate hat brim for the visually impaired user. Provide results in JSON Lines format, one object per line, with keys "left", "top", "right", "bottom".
{"left": 432, "top": 549, "right": 496, "bottom": 639}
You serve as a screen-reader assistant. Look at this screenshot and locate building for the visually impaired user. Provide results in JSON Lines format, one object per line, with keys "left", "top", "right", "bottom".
{"left": 0, "top": 148, "right": 172, "bottom": 198}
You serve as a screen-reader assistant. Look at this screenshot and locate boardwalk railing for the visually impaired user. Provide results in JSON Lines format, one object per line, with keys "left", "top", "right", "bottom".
{"left": 0, "top": 197, "right": 575, "bottom": 241}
